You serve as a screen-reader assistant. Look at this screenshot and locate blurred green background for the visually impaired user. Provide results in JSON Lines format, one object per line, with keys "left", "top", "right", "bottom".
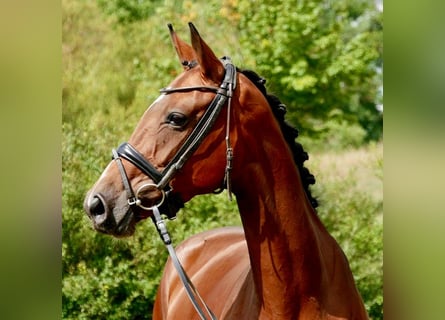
{"left": 62, "top": 0, "right": 383, "bottom": 319}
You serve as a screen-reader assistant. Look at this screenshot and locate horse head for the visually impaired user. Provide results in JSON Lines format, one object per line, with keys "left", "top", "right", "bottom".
{"left": 84, "top": 23, "right": 259, "bottom": 237}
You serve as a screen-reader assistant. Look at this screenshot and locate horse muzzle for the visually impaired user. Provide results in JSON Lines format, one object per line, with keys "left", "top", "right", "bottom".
{"left": 84, "top": 183, "right": 183, "bottom": 237}
{"left": 83, "top": 190, "right": 136, "bottom": 237}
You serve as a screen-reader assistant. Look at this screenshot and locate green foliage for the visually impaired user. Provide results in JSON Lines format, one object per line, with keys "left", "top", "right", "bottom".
{"left": 310, "top": 143, "right": 383, "bottom": 319}
{"left": 62, "top": 1, "right": 382, "bottom": 319}
{"left": 96, "top": 0, "right": 162, "bottom": 24}
{"left": 230, "top": 0, "right": 383, "bottom": 144}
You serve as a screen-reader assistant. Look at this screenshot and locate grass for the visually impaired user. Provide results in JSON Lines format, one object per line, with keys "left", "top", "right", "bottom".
{"left": 310, "top": 142, "right": 383, "bottom": 318}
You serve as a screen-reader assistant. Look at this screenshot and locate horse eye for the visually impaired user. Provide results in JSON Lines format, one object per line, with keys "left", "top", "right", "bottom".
{"left": 166, "top": 112, "right": 188, "bottom": 128}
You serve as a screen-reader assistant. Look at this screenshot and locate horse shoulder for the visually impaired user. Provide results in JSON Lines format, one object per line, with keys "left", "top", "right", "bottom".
{"left": 153, "top": 226, "right": 255, "bottom": 319}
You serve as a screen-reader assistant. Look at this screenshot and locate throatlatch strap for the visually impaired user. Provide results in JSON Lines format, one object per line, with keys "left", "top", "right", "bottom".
{"left": 221, "top": 57, "right": 236, "bottom": 201}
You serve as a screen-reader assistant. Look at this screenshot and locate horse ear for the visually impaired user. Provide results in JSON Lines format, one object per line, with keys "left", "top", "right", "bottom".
{"left": 168, "top": 24, "right": 196, "bottom": 69}
{"left": 188, "top": 22, "right": 224, "bottom": 83}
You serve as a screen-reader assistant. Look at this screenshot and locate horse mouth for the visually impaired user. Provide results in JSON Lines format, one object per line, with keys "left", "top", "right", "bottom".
{"left": 135, "top": 208, "right": 152, "bottom": 221}
{"left": 112, "top": 205, "right": 155, "bottom": 237}
{"left": 113, "top": 208, "right": 137, "bottom": 237}
{"left": 85, "top": 188, "right": 182, "bottom": 237}
{"left": 88, "top": 202, "right": 154, "bottom": 238}
{"left": 116, "top": 196, "right": 172, "bottom": 236}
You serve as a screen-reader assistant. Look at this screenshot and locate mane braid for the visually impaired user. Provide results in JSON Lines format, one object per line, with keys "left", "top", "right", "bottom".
{"left": 239, "top": 69, "right": 318, "bottom": 209}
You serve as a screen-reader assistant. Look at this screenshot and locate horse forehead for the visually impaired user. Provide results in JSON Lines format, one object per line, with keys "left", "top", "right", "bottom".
{"left": 169, "top": 66, "right": 215, "bottom": 87}
{"left": 156, "top": 74, "right": 217, "bottom": 109}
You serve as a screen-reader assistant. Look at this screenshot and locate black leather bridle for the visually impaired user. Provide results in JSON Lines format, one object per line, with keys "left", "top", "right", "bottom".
{"left": 110, "top": 57, "right": 237, "bottom": 320}
{"left": 111, "top": 56, "right": 236, "bottom": 220}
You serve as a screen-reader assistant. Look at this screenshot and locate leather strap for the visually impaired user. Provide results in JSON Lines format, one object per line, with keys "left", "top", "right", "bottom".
{"left": 111, "top": 57, "right": 238, "bottom": 319}
{"left": 160, "top": 86, "right": 219, "bottom": 94}
{"left": 112, "top": 148, "right": 139, "bottom": 206}
{"left": 116, "top": 143, "right": 163, "bottom": 184}
{"left": 114, "top": 58, "right": 237, "bottom": 195}
{"left": 151, "top": 206, "right": 217, "bottom": 320}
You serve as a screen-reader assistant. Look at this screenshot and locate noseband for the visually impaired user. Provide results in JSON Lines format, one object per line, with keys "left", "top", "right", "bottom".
{"left": 111, "top": 56, "right": 236, "bottom": 219}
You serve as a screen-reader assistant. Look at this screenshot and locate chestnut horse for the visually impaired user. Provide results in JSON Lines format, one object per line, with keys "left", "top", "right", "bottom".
{"left": 84, "top": 23, "right": 368, "bottom": 319}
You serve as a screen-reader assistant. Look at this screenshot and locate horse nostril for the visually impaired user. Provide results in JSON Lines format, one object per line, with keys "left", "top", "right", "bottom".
{"left": 89, "top": 196, "right": 105, "bottom": 216}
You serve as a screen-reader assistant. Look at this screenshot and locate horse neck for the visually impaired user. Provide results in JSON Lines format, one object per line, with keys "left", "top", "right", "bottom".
{"left": 233, "top": 119, "right": 330, "bottom": 318}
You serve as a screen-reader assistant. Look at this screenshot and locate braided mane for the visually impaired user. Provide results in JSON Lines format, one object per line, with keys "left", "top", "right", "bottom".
{"left": 239, "top": 69, "right": 318, "bottom": 209}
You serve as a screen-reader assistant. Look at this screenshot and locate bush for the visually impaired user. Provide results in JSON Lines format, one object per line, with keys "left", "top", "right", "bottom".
{"left": 310, "top": 143, "right": 383, "bottom": 319}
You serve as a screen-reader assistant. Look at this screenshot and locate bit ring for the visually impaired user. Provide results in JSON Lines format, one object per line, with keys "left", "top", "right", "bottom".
{"left": 135, "top": 183, "right": 165, "bottom": 210}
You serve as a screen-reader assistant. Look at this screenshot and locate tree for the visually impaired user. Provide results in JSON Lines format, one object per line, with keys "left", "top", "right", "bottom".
{"left": 227, "top": 0, "right": 382, "bottom": 146}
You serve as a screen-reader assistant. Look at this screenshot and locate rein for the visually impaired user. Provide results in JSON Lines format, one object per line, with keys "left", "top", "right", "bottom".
{"left": 111, "top": 57, "right": 237, "bottom": 320}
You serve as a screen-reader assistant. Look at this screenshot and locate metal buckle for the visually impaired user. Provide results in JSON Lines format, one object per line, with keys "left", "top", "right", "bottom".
{"left": 127, "top": 197, "right": 141, "bottom": 207}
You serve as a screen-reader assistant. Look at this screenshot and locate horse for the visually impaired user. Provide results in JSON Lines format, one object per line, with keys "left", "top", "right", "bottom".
{"left": 84, "top": 23, "right": 368, "bottom": 319}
